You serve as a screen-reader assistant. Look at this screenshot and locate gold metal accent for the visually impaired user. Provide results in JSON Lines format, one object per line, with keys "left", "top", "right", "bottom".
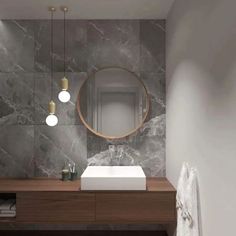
{"left": 49, "top": 101, "right": 56, "bottom": 114}
{"left": 60, "top": 6, "right": 69, "bottom": 12}
{"left": 61, "top": 77, "right": 69, "bottom": 90}
{"left": 48, "top": 6, "right": 56, "bottom": 12}
{"left": 77, "top": 66, "right": 150, "bottom": 140}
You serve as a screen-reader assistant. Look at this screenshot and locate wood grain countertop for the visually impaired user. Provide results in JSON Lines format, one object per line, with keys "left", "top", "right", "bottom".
{"left": 0, "top": 177, "right": 175, "bottom": 193}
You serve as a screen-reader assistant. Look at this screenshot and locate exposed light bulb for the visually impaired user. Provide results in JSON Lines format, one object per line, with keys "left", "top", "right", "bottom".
{"left": 46, "top": 101, "right": 58, "bottom": 127}
{"left": 46, "top": 114, "right": 58, "bottom": 126}
{"left": 58, "top": 90, "right": 71, "bottom": 103}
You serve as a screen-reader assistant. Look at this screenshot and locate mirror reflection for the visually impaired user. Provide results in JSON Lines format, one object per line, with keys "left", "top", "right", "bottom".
{"left": 77, "top": 67, "right": 149, "bottom": 139}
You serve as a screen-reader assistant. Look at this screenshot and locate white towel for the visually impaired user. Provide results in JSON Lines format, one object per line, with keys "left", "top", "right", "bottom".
{"left": 0, "top": 210, "right": 16, "bottom": 214}
{"left": 0, "top": 199, "right": 15, "bottom": 211}
{"left": 185, "top": 168, "right": 200, "bottom": 236}
{"left": 176, "top": 162, "right": 189, "bottom": 236}
{"left": 0, "top": 212, "right": 16, "bottom": 217}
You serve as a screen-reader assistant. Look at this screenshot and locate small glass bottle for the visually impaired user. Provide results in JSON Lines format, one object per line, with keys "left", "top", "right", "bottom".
{"left": 61, "top": 169, "right": 70, "bottom": 181}
{"left": 61, "top": 161, "right": 71, "bottom": 181}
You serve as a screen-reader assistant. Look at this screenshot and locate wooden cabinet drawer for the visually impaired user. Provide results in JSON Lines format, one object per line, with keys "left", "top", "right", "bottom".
{"left": 17, "top": 192, "right": 95, "bottom": 223}
{"left": 96, "top": 192, "right": 176, "bottom": 223}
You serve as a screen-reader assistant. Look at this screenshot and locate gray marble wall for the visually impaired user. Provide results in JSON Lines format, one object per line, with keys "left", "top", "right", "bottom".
{"left": 0, "top": 20, "right": 165, "bottom": 178}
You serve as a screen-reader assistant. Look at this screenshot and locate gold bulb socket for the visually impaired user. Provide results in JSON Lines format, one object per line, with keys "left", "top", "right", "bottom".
{"left": 49, "top": 101, "right": 56, "bottom": 114}
{"left": 61, "top": 77, "right": 69, "bottom": 90}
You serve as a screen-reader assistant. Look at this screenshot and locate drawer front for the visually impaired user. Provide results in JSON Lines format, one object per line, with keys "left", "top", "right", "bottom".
{"left": 96, "top": 192, "right": 176, "bottom": 223}
{"left": 17, "top": 192, "right": 95, "bottom": 223}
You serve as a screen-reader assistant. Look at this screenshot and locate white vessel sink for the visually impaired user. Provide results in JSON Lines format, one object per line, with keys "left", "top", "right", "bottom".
{"left": 81, "top": 166, "right": 146, "bottom": 190}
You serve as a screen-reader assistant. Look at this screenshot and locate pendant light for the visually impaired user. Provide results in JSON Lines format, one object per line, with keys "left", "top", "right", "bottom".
{"left": 46, "top": 7, "right": 58, "bottom": 127}
{"left": 58, "top": 6, "right": 71, "bottom": 103}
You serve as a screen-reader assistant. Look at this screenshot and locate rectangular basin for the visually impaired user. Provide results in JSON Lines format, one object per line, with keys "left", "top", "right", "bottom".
{"left": 81, "top": 166, "right": 146, "bottom": 191}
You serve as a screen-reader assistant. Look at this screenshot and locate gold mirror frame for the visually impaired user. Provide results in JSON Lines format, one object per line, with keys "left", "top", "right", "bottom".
{"left": 77, "top": 67, "right": 150, "bottom": 140}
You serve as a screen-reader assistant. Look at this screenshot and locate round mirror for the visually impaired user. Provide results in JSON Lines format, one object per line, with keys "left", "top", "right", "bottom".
{"left": 77, "top": 67, "right": 149, "bottom": 139}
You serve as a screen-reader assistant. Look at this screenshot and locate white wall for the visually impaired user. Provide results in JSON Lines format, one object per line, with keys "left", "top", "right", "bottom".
{"left": 166, "top": 0, "right": 236, "bottom": 235}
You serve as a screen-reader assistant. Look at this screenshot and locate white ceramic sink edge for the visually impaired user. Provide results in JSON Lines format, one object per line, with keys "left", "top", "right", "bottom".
{"left": 81, "top": 166, "right": 146, "bottom": 191}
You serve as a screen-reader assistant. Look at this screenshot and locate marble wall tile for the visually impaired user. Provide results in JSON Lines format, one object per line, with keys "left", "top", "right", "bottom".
{"left": 0, "top": 19, "right": 166, "bottom": 178}
{"left": 34, "top": 125, "right": 87, "bottom": 177}
{"left": 140, "top": 20, "right": 165, "bottom": 73}
{"left": 141, "top": 71, "right": 166, "bottom": 119}
{"left": 0, "top": 125, "right": 34, "bottom": 177}
{"left": 87, "top": 131, "right": 111, "bottom": 159}
{"left": 0, "top": 73, "right": 34, "bottom": 125}
{"left": 34, "top": 72, "right": 87, "bottom": 125}
{"left": 87, "top": 114, "right": 166, "bottom": 177}
{"left": 0, "top": 20, "right": 34, "bottom": 72}
{"left": 34, "top": 20, "right": 87, "bottom": 72}
{"left": 87, "top": 20, "right": 140, "bottom": 74}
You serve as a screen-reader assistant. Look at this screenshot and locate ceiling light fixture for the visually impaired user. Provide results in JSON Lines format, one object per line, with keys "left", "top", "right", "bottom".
{"left": 58, "top": 6, "right": 71, "bottom": 103}
{"left": 46, "top": 6, "right": 58, "bottom": 127}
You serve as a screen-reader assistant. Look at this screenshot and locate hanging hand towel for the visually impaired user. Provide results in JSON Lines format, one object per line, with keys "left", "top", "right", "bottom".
{"left": 185, "top": 168, "right": 200, "bottom": 236}
{"left": 176, "top": 162, "right": 189, "bottom": 236}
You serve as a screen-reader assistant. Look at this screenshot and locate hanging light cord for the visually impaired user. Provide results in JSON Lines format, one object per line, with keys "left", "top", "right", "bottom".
{"left": 50, "top": 9, "right": 54, "bottom": 101}
{"left": 63, "top": 9, "right": 66, "bottom": 77}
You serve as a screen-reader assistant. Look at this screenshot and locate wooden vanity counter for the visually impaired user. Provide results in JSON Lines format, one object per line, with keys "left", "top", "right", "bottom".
{"left": 0, "top": 178, "right": 176, "bottom": 225}
{"left": 0, "top": 177, "right": 175, "bottom": 192}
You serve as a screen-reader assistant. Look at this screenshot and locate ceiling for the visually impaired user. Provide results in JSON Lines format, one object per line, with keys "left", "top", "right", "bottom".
{"left": 0, "top": 0, "right": 175, "bottom": 19}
